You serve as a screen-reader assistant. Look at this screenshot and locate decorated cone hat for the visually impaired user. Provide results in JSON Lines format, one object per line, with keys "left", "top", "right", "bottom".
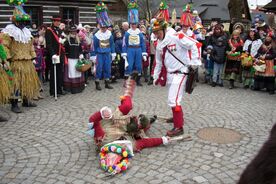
{"left": 152, "top": 17, "right": 168, "bottom": 32}
{"left": 180, "top": 3, "right": 193, "bottom": 27}
{"left": 156, "top": 0, "right": 170, "bottom": 22}
{"left": 96, "top": 1, "right": 112, "bottom": 28}
{"left": 7, "top": 0, "right": 31, "bottom": 22}
{"left": 128, "top": 0, "right": 139, "bottom": 24}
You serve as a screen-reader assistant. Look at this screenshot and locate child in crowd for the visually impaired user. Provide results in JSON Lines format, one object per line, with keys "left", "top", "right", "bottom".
{"left": 203, "top": 45, "right": 214, "bottom": 84}
{"left": 32, "top": 31, "right": 45, "bottom": 99}
{"left": 140, "top": 25, "right": 150, "bottom": 83}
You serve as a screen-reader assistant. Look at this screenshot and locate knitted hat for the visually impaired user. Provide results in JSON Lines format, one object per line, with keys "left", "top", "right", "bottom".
{"left": 156, "top": 0, "right": 170, "bottom": 22}
{"left": 180, "top": 3, "right": 193, "bottom": 27}
{"left": 96, "top": 1, "right": 112, "bottom": 28}
{"left": 7, "top": 0, "right": 31, "bottom": 22}
{"left": 127, "top": 0, "right": 139, "bottom": 24}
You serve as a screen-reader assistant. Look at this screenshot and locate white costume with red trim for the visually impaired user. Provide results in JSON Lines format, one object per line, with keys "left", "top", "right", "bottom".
{"left": 153, "top": 27, "right": 201, "bottom": 129}
{"left": 154, "top": 27, "right": 201, "bottom": 107}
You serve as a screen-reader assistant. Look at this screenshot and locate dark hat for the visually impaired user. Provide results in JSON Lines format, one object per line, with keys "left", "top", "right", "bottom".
{"left": 31, "top": 31, "right": 39, "bottom": 37}
{"left": 51, "top": 15, "right": 61, "bottom": 21}
{"left": 69, "top": 25, "right": 77, "bottom": 32}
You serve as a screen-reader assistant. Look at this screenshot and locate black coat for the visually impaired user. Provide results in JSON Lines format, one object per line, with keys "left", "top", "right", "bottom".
{"left": 45, "top": 26, "right": 63, "bottom": 58}
{"left": 211, "top": 45, "right": 226, "bottom": 64}
{"left": 64, "top": 38, "right": 82, "bottom": 59}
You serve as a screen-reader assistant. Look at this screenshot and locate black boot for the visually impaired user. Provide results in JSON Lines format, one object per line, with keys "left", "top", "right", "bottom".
{"left": 95, "top": 81, "right": 102, "bottom": 91}
{"left": 105, "top": 80, "right": 113, "bottom": 89}
{"left": 22, "top": 99, "right": 37, "bottom": 107}
{"left": 130, "top": 71, "right": 139, "bottom": 81}
{"left": 229, "top": 80, "right": 234, "bottom": 89}
{"left": 11, "top": 99, "right": 22, "bottom": 113}
{"left": 0, "top": 115, "right": 8, "bottom": 122}
{"left": 148, "top": 76, "right": 153, "bottom": 85}
{"left": 136, "top": 76, "right": 143, "bottom": 86}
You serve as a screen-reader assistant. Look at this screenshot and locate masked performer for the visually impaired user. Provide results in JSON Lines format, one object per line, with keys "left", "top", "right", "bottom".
{"left": 1, "top": 0, "right": 39, "bottom": 113}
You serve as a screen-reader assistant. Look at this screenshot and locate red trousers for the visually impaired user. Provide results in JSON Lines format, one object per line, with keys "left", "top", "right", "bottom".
{"left": 135, "top": 138, "right": 163, "bottom": 152}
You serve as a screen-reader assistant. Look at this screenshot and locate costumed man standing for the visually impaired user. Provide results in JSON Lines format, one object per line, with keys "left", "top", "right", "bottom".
{"left": 122, "top": 0, "right": 147, "bottom": 86}
{"left": 0, "top": 0, "right": 39, "bottom": 113}
{"left": 91, "top": 1, "right": 116, "bottom": 91}
{"left": 45, "top": 15, "right": 66, "bottom": 96}
{"left": 152, "top": 18, "right": 201, "bottom": 137}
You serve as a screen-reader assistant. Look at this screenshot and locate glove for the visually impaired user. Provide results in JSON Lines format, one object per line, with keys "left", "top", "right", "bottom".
{"left": 112, "top": 53, "right": 116, "bottom": 61}
{"left": 59, "top": 38, "right": 66, "bottom": 44}
{"left": 86, "top": 123, "right": 95, "bottom": 137}
{"left": 52, "top": 54, "right": 57, "bottom": 60}
{"left": 90, "top": 56, "right": 97, "bottom": 64}
{"left": 143, "top": 55, "right": 147, "bottom": 62}
{"left": 123, "top": 56, "right": 129, "bottom": 69}
{"left": 79, "top": 54, "right": 84, "bottom": 59}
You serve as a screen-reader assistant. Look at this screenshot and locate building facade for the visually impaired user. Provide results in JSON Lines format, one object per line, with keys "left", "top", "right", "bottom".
{"left": 0, "top": 0, "right": 127, "bottom": 28}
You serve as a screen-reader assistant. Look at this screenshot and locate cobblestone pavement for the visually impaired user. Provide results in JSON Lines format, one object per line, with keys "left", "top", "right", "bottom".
{"left": 0, "top": 79, "right": 275, "bottom": 184}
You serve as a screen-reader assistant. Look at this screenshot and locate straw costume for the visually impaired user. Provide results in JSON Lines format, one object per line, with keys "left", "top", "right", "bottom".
{"left": 0, "top": 0, "right": 39, "bottom": 113}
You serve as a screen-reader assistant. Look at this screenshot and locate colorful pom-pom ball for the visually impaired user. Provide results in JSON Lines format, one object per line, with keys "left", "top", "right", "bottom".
{"left": 121, "top": 166, "right": 127, "bottom": 171}
{"left": 104, "top": 146, "right": 108, "bottom": 151}
{"left": 122, "top": 151, "right": 128, "bottom": 157}
{"left": 111, "top": 146, "right": 116, "bottom": 152}
{"left": 115, "top": 166, "right": 121, "bottom": 172}
{"left": 117, "top": 148, "right": 122, "bottom": 153}
{"left": 112, "top": 165, "right": 116, "bottom": 170}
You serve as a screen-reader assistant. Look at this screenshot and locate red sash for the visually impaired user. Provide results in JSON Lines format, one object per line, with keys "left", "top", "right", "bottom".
{"left": 47, "top": 27, "right": 67, "bottom": 64}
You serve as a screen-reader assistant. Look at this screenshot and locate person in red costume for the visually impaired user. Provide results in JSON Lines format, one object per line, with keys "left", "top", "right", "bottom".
{"left": 88, "top": 72, "right": 170, "bottom": 152}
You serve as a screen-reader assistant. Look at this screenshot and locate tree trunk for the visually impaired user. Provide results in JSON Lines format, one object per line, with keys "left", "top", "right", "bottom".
{"left": 228, "top": 0, "right": 251, "bottom": 20}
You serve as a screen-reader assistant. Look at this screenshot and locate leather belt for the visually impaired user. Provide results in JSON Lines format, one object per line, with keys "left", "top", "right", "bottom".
{"left": 128, "top": 45, "right": 140, "bottom": 48}
{"left": 169, "top": 71, "right": 189, "bottom": 75}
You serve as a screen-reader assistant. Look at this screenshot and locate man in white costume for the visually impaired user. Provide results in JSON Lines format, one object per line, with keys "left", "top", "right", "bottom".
{"left": 153, "top": 18, "right": 201, "bottom": 137}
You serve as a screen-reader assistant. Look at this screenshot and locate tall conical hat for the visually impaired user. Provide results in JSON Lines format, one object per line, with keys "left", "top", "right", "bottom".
{"left": 127, "top": 0, "right": 139, "bottom": 24}
{"left": 156, "top": 0, "right": 170, "bottom": 22}
{"left": 96, "top": 1, "right": 112, "bottom": 27}
{"left": 7, "top": 0, "right": 31, "bottom": 22}
{"left": 180, "top": 3, "right": 193, "bottom": 27}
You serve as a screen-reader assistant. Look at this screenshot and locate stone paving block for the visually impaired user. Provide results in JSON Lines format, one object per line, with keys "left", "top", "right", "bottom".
{"left": 193, "top": 176, "right": 208, "bottom": 183}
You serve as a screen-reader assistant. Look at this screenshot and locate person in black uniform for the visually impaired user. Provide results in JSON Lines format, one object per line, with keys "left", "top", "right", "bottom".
{"left": 45, "top": 15, "right": 66, "bottom": 96}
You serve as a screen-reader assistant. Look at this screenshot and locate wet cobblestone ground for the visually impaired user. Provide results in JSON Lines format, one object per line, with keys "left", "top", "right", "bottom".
{"left": 0, "top": 80, "right": 275, "bottom": 184}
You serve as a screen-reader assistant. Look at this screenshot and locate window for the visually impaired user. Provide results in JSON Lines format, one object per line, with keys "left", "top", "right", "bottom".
{"left": 60, "top": 7, "right": 79, "bottom": 26}
{"left": 24, "top": 6, "right": 43, "bottom": 27}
